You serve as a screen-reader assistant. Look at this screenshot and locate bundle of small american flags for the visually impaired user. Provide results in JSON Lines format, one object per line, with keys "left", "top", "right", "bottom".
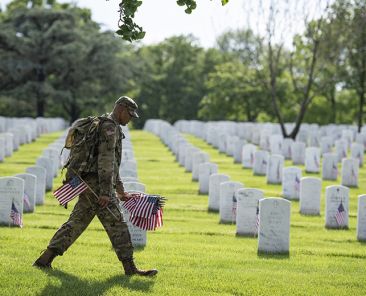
{"left": 123, "top": 193, "right": 165, "bottom": 231}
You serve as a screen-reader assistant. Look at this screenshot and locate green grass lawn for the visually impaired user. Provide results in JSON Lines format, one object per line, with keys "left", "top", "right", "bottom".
{"left": 0, "top": 130, "right": 365, "bottom": 296}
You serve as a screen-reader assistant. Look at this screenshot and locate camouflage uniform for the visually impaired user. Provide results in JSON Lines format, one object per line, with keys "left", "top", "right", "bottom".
{"left": 47, "top": 114, "right": 134, "bottom": 261}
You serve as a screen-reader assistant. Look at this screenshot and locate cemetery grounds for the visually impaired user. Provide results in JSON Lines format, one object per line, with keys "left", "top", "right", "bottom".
{"left": 0, "top": 130, "right": 365, "bottom": 296}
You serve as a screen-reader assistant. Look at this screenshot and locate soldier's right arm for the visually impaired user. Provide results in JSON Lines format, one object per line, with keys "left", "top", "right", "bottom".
{"left": 98, "top": 121, "right": 117, "bottom": 197}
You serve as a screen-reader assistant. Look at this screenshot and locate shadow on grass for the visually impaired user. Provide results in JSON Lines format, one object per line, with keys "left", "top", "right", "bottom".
{"left": 257, "top": 252, "right": 290, "bottom": 260}
{"left": 39, "top": 269, "right": 155, "bottom": 296}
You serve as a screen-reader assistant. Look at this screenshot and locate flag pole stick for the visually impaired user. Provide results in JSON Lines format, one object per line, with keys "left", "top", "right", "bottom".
{"left": 71, "top": 169, "right": 120, "bottom": 221}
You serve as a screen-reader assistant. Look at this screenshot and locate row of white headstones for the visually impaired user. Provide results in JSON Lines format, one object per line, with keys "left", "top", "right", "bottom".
{"left": 0, "top": 117, "right": 69, "bottom": 227}
{"left": 144, "top": 119, "right": 366, "bottom": 254}
{"left": 0, "top": 117, "right": 67, "bottom": 162}
{"left": 118, "top": 127, "right": 150, "bottom": 248}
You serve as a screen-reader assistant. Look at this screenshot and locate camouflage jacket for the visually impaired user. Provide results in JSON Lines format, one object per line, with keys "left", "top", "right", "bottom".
{"left": 86, "top": 114, "right": 124, "bottom": 197}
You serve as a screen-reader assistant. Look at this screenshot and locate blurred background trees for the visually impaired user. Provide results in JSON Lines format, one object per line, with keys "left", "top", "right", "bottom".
{"left": 0, "top": 0, "right": 365, "bottom": 136}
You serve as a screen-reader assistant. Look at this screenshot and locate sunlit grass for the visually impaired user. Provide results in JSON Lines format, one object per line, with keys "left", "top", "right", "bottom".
{"left": 0, "top": 130, "right": 365, "bottom": 295}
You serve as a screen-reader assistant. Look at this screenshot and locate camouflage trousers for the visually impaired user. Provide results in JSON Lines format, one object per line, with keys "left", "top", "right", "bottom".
{"left": 47, "top": 176, "right": 133, "bottom": 261}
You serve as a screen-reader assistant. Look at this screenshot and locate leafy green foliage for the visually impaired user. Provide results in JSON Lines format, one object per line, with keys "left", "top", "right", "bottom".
{"left": 0, "top": 2, "right": 135, "bottom": 123}
{"left": 115, "top": 0, "right": 230, "bottom": 41}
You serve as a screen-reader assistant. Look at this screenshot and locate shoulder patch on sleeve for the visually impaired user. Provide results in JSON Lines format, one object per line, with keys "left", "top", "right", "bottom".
{"left": 101, "top": 121, "right": 116, "bottom": 137}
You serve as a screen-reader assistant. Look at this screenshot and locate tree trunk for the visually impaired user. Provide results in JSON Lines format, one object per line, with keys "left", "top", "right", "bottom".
{"left": 330, "top": 87, "right": 336, "bottom": 123}
{"left": 358, "top": 91, "right": 365, "bottom": 132}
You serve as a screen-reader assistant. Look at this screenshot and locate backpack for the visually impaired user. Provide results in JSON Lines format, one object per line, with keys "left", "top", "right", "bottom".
{"left": 62, "top": 116, "right": 113, "bottom": 179}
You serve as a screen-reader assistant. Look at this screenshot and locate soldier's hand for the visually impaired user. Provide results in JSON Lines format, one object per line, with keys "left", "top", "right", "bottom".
{"left": 116, "top": 191, "right": 131, "bottom": 201}
{"left": 123, "top": 192, "right": 131, "bottom": 200}
{"left": 98, "top": 195, "right": 110, "bottom": 208}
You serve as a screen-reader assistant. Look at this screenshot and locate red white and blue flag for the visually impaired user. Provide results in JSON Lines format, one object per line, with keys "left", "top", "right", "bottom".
{"left": 335, "top": 201, "right": 346, "bottom": 226}
{"left": 254, "top": 204, "right": 260, "bottom": 236}
{"left": 123, "top": 193, "right": 165, "bottom": 231}
{"left": 53, "top": 176, "right": 88, "bottom": 206}
{"left": 10, "top": 202, "right": 23, "bottom": 227}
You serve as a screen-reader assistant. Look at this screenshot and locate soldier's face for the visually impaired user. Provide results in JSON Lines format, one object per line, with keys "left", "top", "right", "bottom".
{"left": 119, "top": 107, "right": 132, "bottom": 126}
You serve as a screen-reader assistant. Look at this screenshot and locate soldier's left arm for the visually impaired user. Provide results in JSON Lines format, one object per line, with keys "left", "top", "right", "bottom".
{"left": 116, "top": 171, "right": 124, "bottom": 195}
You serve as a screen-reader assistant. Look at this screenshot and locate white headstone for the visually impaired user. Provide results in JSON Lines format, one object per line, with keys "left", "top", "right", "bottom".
{"left": 122, "top": 187, "right": 147, "bottom": 247}
{"left": 36, "top": 157, "right": 54, "bottom": 191}
{"left": 0, "top": 133, "right": 13, "bottom": 157}
{"left": 282, "top": 138, "right": 294, "bottom": 160}
{"left": 120, "top": 169, "right": 138, "bottom": 179}
{"left": 198, "top": 162, "right": 218, "bottom": 194}
{"left": 282, "top": 167, "right": 302, "bottom": 200}
{"left": 226, "top": 136, "right": 239, "bottom": 156}
{"left": 192, "top": 151, "right": 209, "bottom": 181}
{"left": 208, "top": 174, "right": 230, "bottom": 211}
{"left": 15, "top": 173, "right": 37, "bottom": 213}
{"left": 259, "top": 130, "right": 271, "bottom": 151}
{"left": 253, "top": 150, "right": 269, "bottom": 176}
{"left": 124, "top": 182, "right": 145, "bottom": 193}
{"left": 341, "top": 129, "right": 353, "bottom": 149}
{"left": 291, "top": 142, "right": 305, "bottom": 165}
{"left": 322, "top": 153, "right": 338, "bottom": 180}
{"left": 178, "top": 143, "right": 189, "bottom": 166}
{"left": 26, "top": 166, "right": 46, "bottom": 205}
{"left": 233, "top": 140, "right": 246, "bottom": 164}
{"left": 357, "top": 195, "right": 366, "bottom": 241}
{"left": 121, "top": 149, "right": 134, "bottom": 162}
{"left": 121, "top": 160, "right": 137, "bottom": 173}
{"left": 0, "top": 177, "right": 24, "bottom": 226}
{"left": 242, "top": 144, "right": 256, "bottom": 169}
{"left": 0, "top": 138, "right": 4, "bottom": 162}
{"left": 236, "top": 188, "right": 263, "bottom": 236}
{"left": 351, "top": 143, "right": 364, "bottom": 167}
{"left": 258, "top": 198, "right": 291, "bottom": 254}
{"left": 335, "top": 139, "right": 348, "bottom": 162}
{"left": 122, "top": 176, "right": 138, "bottom": 183}
{"left": 270, "top": 135, "right": 283, "bottom": 155}
{"left": 43, "top": 148, "right": 60, "bottom": 177}
{"left": 219, "top": 181, "right": 244, "bottom": 223}
{"left": 266, "top": 154, "right": 284, "bottom": 184}
{"left": 325, "top": 185, "right": 349, "bottom": 229}
{"left": 299, "top": 177, "right": 321, "bottom": 215}
{"left": 305, "top": 147, "right": 321, "bottom": 173}
{"left": 184, "top": 146, "right": 199, "bottom": 172}
{"left": 320, "top": 136, "right": 333, "bottom": 155}
{"left": 341, "top": 158, "right": 359, "bottom": 187}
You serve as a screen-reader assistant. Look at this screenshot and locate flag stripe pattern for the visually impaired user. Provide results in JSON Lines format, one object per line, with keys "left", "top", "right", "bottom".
{"left": 10, "top": 202, "right": 23, "bottom": 227}
{"left": 53, "top": 176, "right": 88, "bottom": 206}
{"left": 123, "top": 193, "right": 165, "bottom": 231}
{"left": 254, "top": 205, "right": 260, "bottom": 235}
{"left": 335, "top": 201, "right": 346, "bottom": 226}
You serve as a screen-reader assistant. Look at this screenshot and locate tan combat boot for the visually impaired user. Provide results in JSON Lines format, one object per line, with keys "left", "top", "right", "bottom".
{"left": 32, "top": 249, "right": 57, "bottom": 269}
{"left": 122, "top": 258, "right": 158, "bottom": 277}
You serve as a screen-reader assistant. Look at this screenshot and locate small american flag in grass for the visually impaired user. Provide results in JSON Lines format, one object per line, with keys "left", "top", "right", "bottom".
{"left": 254, "top": 204, "right": 260, "bottom": 235}
{"left": 53, "top": 176, "right": 88, "bottom": 206}
{"left": 10, "top": 202, "right": 22, "bottom": 227}
{"left": 335, "top": 201, "right": 346, "bottom": 226}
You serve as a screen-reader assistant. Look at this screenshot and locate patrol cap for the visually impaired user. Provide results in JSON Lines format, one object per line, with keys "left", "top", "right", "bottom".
{"left": 115, "top": 96, "right": 139, "bottom": 118}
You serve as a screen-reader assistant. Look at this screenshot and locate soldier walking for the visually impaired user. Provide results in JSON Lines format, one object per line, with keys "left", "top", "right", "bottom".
{"left": 33, "top": 96, "right": 158, "bottom": 277}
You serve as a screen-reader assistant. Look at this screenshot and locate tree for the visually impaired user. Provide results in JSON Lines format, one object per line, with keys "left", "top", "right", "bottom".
{"left": 115, "top": 0, "right": 229, "bottom": 41}
{"left": 0, "top": 3, "right": 133, "bottom": 122}
{"left": 245, "top": 0, "right": 331, "bottom": 139}
{"left": 199, "top": 61, "right": 267, "bottom": 122}
{"left": 132, "top": 35, "right": 207, "bottom": 127}
{"left": 334, "top": 0, "right": 366, "bottom": 131}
